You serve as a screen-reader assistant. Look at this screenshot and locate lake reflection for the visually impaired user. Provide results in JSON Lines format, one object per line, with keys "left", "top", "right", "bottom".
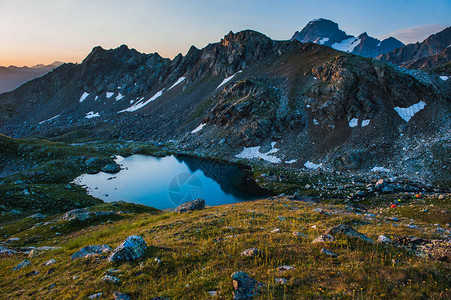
{"left": 74, "top": 154, "right": 267, "bottom": 209}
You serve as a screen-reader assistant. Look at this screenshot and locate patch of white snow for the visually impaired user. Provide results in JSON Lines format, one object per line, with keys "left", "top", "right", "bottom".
{"left": 191, "top": 123, "right": 206, "bottom": 134}
{"left": 79, "top": 92, "right": 89, "bottom": 103}
{"left": 332, "top": 37, "right": 361, "bottom": 53}
{"left": 216, "top": 71, "right": 242, "bottom": 89}
{"left": 371, "top": 167, "right": 391, "bottom": 173}
{"left": 348, "top": 118, "right": 358, "bottom": 128}
{"left": 318, "top": 37, "right": 329, "bottom": 45}
{"left": 118, "top": 89, "right": 165, "bottom": 113}
{"left": 235, "top": 142, "right": 281, "bottom": 163}
{"left": 85, "top": 112, "right": 100, "bottom": 119}
{"left": 439, "top": 75, "right": 449, "bottom": 81}
{"left": 361, "top": 119, "right": 371, "bottom": 127}
{"left": 115, "top": 93, "right": 124, "bottom": 101}
{"left": 285, "top": 159, "right": 297, "bottom": 164}
{"left": 313, "top": 119, "right": 319, "bottom": 125}
{"left": 394, "top": 101, "right": 426, "bottom": 122}
{"left": 304, "top": 161, "right": 322, "bottom": 170}
{"left": 38, "top": 115, "right": 60, "bottom": 125}
{"left": 168, "top": 77, "right": 186, "bottom": 90}
{"left": 106, "top": 92, "right": 114, "bottom": 98}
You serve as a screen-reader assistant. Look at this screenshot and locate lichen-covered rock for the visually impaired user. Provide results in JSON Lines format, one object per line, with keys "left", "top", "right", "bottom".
{"left": 393, "top": 236, "right": 451, "bottom": 262}
{"left": 320, "top": 249, "right": 338, "bottom": 257}
{"left": 312, "top": 234, "right": 336, "bottom": 244}
{"left": 71, "top": 245, "right": 112, "bottom": 260}
{"left": 13, "top": 259, "right": 32, "bottom": 270}
{"left": 101, "top": 275, "right": 120, "bottom": 284}
{"left": 62, "top": 208, "right": 116, "bottom": 221}
{"left": 377, "top": 235, "right": 392, "bottom": 244}
{"left": 231, "top": 271, "right": 263, "bottom": 299}
{"left": 175, "top": 198, "right": 205, "bottom": 213}
{"left": 113, "top": 292, "right": 130, "bottom": 300}
{"left": 325, "top": 224, "right": 373, "bottom": 243}
{"left": 240, "top": 248, "right": 262, "bottom": 257}
{"left": 108, "top": 235, "right": 147, "bottom": 263}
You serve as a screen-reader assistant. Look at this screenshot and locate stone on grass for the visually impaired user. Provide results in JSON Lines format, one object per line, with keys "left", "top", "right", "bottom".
{"left": 320, "top": 249, "right": 338, "bottom": 257}
{"left": 71, "top": 245, "right": 112, "bottom": 260}
{"left": 108, "top": 235, "right": 147, "bottom": 263}
{"left": 175, "top": 199, "right": 205, "bottom": 213}
{"left": 101, "top": 275, "right": 120, "bottom": 284}
{"left": 276, "top": 265, "right": 294, "bottom": 272}
{"left": 312, "top": 234, "right": 336, "bottom": 244}
{"left": 274, "top": 278, "right": 287, "bottom": 284}
{"left": 62, "top": 208, "right": 116, "bottom": 222}
{"left": 325, "top": 224, "right": 373, "bottom": 243}
{"left": 88, "top": 292, "right": 103, "bottom": 299}
{"left": 240, "top": 248, "right": 262, "bottom": 257}
{"left": 13, "top": 259, "right": 32, "bottom": 270}
{"left": 208, "top": 291, "right": 219, "bottom": 296}
{"left": 113, "top": 292, "right": 131, "bottom": 300}
{"left": 377, "top": 235, "right": 392, "bottom": 244}
{"left": 270, "top": 228, "right": 280, "bottom": 233}
{"left": 231, "top": 271, "right": 263, "bottom": 300}
{"left": 44, "top": 259, "right": 56, "bottom": 266}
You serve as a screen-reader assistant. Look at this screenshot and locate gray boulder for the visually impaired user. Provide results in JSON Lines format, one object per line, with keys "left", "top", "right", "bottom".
{"left": 108, "top": 235, "right": 147, "bottom": 263}
{"left": 325, "top": 224, "right": 373, "bottom": 243}
{"left": 62, "top": 208, "right": 116, "bottom": 222}
{"left": 114, "top": 292, "right": 131, "bottom": 300}
{"left": 71, "top": 244, "right": 112, "bottom": 260}
{"left": 175, "top": 198, "right": 205, "bottom": 213}
{"left": 321, "top": 248, "right": 338, "bottom": 257}
{"left": 231, "top": 271, "right": 263, "bottom": 299}
{"left": 312, "top": 234, "right": 336, "bottom": 244}
{"left": 101, "top": 275, "right": 120, "bottom": 284}
{"left": 13, "top": 259, "right": 32, "bottom": 270}
{"left": 101, "top": 163, "right": 121, "bottom": 174}
{"left": 240, "top": 248, "right": 262, "bottom": 257}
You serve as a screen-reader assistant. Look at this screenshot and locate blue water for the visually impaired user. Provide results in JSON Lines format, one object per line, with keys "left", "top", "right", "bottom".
{"left": 74, "top": 154, "right": 267, "bottom": 210}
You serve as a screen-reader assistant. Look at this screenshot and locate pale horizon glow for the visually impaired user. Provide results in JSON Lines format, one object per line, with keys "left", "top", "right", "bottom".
{"left": 0, "top": 0, "right": 450, "bottom": 67}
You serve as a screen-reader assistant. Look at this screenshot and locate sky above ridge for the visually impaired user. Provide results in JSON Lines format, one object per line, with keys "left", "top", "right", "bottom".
{"left": 0, "top": 0, "right": 450, "bottom": 66}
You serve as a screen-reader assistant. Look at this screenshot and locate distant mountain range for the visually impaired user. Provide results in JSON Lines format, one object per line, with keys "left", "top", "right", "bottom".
{"left": 0, "top": 62, "right": 62, "bottom": 94}
{"left": 291, "top": 18, "right": 405, "bottom": 58}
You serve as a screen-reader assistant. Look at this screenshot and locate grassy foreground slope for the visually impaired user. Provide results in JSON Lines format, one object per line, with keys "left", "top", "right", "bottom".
{"left": 1, "top": 197, "right": 450, "bottom": 299}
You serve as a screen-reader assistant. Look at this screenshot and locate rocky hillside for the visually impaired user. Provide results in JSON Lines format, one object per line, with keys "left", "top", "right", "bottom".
{"left": 0, "top": 30, "right": 450, "bottom": 186}
{"left": 378, "top": 26, "right": 451, "bottom": 69}
{"left": 290, "top": 19, "right": 405, "bottom": 57}
{"left": 0, "top": 62, "right": 62, "bottom": 94}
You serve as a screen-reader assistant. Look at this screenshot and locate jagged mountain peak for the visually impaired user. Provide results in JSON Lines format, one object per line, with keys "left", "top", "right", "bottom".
{"left": 291, "top": 18, "right": 405, "bottom": 58}
{"left": 221, "top": 30, "right": 272, "bottom": 47}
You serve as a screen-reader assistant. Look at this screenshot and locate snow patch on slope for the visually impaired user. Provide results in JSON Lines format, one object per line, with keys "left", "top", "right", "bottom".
{"left": 106, "top": 92, "right": 114, "bottom": 98}
{"left": 348, "top": 118, "right": 358, "bottom": 128}
{"left": 216, "top": 71, "right": 242, "bottom": 89}
{"left": 168, "top": 77, "right": 186, "bottom": 90}
{"left": 115, "top": 93, "right": 124, "bottom": 101}
{"left": 235, "top": 142, "right": 281, "bottom": 163}
{"left": 439, "top": 75, "right": 449, "bottom": 81}
{"left": 394, "top": 101, "right": 426, "bottom": 122}
{"left": 332, "top": 37, "right": 360, "bottom": 53}
{"left": 318, "top": 37, "right": 329, "bottom": 45}
{"left": 371, "top": 167, "right": 391, "bottom": 173}
{"left": 304, "top": 161, "right": 322, "bottom": 170}
{"left": 191, "top": 123, "right": 206, "bottom": 134}
{"left": 85, "top": 112, "right": 100, "bottom": 119}
{"left": 118, "top": 89, "right": 165, "bottom": 113}
{"left": 79, "top": 92, "right": 89, "bottom": 103}
{"left": 39, "top": 115, "right": 60, "bottom": 125}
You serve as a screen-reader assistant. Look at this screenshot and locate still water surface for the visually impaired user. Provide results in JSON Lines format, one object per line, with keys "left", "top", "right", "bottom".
{"left": 74, "top": 154, "right": 267, "bottom": 210}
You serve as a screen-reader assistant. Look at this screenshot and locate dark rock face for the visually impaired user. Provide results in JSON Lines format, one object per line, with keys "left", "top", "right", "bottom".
{"left": 108, "top": 235, "right": 147, "bottom": 262}
{"left": 291, "top": 19, "right": 404, "bottom": 57}
{"left": 378, "top": 26, "right": 451, "bottom": 69}
{"left": 101, "top": 163, "right": 121, "bottom": 173}
{"left": 175, "top": 198, "right": 205, "bottom": 213}
{"left": 231, "top": 271, "right": 263, "bottom": 300}
{"left": 325, "top": 224, "right": 373, "bottom": 243}
{"left": 71, "top": 244, "right": 111, "bottom": 260}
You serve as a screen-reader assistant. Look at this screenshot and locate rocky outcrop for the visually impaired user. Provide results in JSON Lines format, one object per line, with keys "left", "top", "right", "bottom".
{"left": 62, "top": 208, "right": 116, "bottom": 222}
{"left": 231, "top": 271, "right": 263, "bottom": 299}
{"left": 71, "top": 244, "right": 112, "bottom": 259}
{"left": 175, "top": 199, "right": 205, "bottom": 213}
{"left": 325, "top": 224, "right": 373, "bottom": 243}
{"left": 393, "top": 236, "right": 451, "bottom": 262}
{"left": 108, "top": 235, "right": 147, "bottom": 262}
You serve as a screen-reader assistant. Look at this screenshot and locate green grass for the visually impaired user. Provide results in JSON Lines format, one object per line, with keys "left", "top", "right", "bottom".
{"left": 0, "top": 197, "right": 449, "bottom": 299}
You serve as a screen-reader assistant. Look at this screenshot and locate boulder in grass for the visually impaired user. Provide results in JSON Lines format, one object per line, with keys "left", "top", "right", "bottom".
{"left": 240, "top": 248, "right": 262, "bottom": 257}
{"left": 377, "top": 235, "right": 392, "bottom": 244}
{"left": 108, "top": 236, "right": 147, "bottom": 263}
{"left": 312, "top": 234, "right": 336, "bottom": 244}
{"left": 231, "top": 271, "right": 263, "bottom": 300}
{"left": 101, "top": 275, "right": 120, "bottom": 284}
{"left": 320, "top": 248, "right": 338, "bottom": 257}
{"left": 325, "top": 224, "right": 373, "bottom": 243}
{"left": 13, "top": 259, "right": 32, "bottom": 270}
{"left": 71, "top": 245, "right": 112, "bottom": 260}
{"left": 113, "top": 292, "right": 131, "bottom": 300}
{"left": 175, "top": 199, "right": 205, "bottom": 213}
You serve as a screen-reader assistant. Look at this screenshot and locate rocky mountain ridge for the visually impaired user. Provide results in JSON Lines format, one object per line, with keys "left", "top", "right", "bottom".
{"left": 377, "top": 26, "right": 451, "bottom": 70}
{"left": 0, "top": 29, "right": 450, "bottom": 186}
{"left": 290, "top": 18, "right": 405, "bottom": 58}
